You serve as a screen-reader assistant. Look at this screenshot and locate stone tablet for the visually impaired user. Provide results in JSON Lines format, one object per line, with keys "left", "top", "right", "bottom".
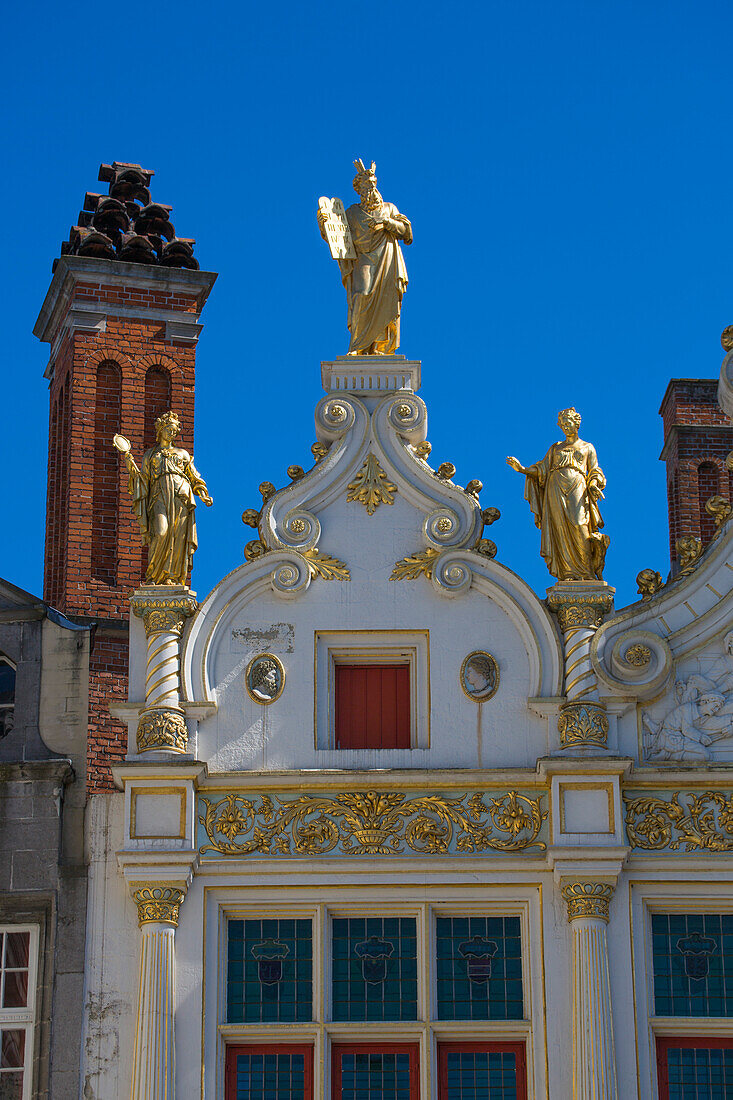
{"left": 318, "top": 196, "right": 356, "bottom": 260}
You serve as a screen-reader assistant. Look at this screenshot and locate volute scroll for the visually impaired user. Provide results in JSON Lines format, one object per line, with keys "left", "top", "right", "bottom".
{"left": 591, "top": 626, "right": 673, "bottom": 699}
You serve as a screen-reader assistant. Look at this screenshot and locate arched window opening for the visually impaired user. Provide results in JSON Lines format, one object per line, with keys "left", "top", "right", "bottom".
{"left": 0, "top": 656, "right": 16, "bottom": 738}
{"left": 144, "top": 367, "right": 171, "bottom": 448}
{"left": 667, "top": 471, "right": 678, "bottom": 562}
{"left": 698, "top": 462, "right": 719, "bottom": 546}
{"left": 91, "top": 361, "right": 121, "bottom": 585}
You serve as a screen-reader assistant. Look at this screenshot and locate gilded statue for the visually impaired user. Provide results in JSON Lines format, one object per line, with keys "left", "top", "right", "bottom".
{"left": 506, "top": 407, "right": 609, "bottom": 583}
{"left": 318, "top": 159, "right": 412, "bottom": 355}
{"left": 113, "top": 411, "right": 212, "bottom": 586}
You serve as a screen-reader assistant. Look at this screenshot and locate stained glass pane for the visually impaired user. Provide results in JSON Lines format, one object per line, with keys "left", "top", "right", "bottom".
{"left": 666, "top": 1045, "right": 733, "bottom": 1098}
{"left": 227, "top": 919, "right": 312, "bottom": 1024}
{"left": 652, "top": 914, "right": 733, "bottom": 1016}
{"left": 0, "top": 1032, "right": 24, "bottom": 1070}
{"left": 444, "top": 1051, "right": 519, "bottom": 1099}
{"left": 0, "top": 1074, "right": 23, "bottom": 1100}
{"left": 436, "top": 916, "right": 523, "bottom": 1020}
{"left": 233, "top": 1052, "right": 306, "bottom": 1100}
{"left": 332, "top": 917, "right": 418, "bottom": 1021}
{"left": 338, "top": 1052, "right": 412, "bottom": 1100}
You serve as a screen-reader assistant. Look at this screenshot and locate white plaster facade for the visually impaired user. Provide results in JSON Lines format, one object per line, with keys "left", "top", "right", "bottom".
{"left": 82, "top": 356, "right": 733, "bottom": 1099}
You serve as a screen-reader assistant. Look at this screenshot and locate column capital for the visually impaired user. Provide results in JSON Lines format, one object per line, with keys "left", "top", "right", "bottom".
{"left": 561, "top": 880, "right": 615, "bottom": 923}
{"left": 131, "top": 585, "right": 198, "bottom": 637}
{"left": 130, "top": 881, "right": 188, "bottom": 927}
{"left": 546, "top": 582, "right": 615, "bottom": 632}
{"left": 558, "top": 701, "right": 609, "bottom": 748}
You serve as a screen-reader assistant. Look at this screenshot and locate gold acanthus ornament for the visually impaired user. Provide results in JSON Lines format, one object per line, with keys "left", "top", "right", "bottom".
{"left": 561, "top": 881, "right": 615, "bottom": 922}
{"left": 113, "top": 412, "right": 212, "bottom": 586}
{"left": 347, "top": 454, "right": 398, "bottom": 514}
{"left": 557, "top": 702, "right": 609, "bottom": 747}
{"left": 199, "top": 789, "right": 547, "bottom": 857}
{"left": 507, "top": 407, "right": 609, "bottom": 582}
{"left": 131, "top": 593, "right": 198, "bottom": 636}
{"left": 676, "top": 536, "right": 704, "bottom": 576}
{"left": 706, "top": 495, "right": 732, "bottom": 529}
{"left": 131, "top": 884, "right": 187, "bottom": 927}
{"left": 136, "top": 709, "right": 188, "bottom": 754}
{"left": 624, "top": 790, "right": 733, "bottom": 852}
{"left": 636, "top": 568, "right": 664, "bottom": 601}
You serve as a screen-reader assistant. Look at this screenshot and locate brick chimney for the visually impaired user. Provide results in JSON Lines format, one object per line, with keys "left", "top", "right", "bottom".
{"left": 659, "top": 378, "right": 733, "bottom": 574}
{"left": 34, "top": 162, "right": 216, "bottom": 791}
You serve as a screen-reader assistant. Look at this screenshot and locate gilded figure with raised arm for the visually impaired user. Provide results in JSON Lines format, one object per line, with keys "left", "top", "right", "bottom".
{"left": 317, "top": 159, "right": 412, "bottom": 355}
{"left": 506, "top": 407, "right": 609, "bottom": 582}
{"left": 113, "top": 411, "right": 213, "bottom": 586}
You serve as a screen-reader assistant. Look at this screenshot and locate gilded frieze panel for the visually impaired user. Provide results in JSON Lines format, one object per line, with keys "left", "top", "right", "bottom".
{"left": 624, "top": 789, "right": 733, "bottom": 852}
{"left": 197, "top": 789, "right": 548, "bottom": 858}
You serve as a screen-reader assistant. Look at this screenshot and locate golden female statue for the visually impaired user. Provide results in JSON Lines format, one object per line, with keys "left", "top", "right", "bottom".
{"left": 113, "top": 411, "right": 212, "bottom": 586}
{"left": 506, "top": 407, "right": 609, "bottom": 583}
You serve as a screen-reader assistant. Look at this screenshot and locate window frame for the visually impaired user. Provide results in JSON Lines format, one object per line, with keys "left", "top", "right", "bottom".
{"left": 655, "top": 1035, "right": 733, "bottom": 1099}
{"left": 331, "top": 1041, "right": 420, "bottom": 1100}
{"left": 314, "top": 630, "right": 430, "bottom": 750}
{"left": 0, "top": 655, "right": 17, "bottom": 738}
{"left": 437, "top": 1040, "right": 528, "bottom": 1099}
{"left": 0, "top": 924, "right": 40, "bottom": 1100}
{"left": 225, "top": 1042, "right": 314, "bottom": 1100}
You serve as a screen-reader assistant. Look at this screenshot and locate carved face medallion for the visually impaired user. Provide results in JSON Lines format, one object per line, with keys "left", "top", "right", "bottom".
{"left": 245, "top": 654, "right": 285, "bottom": 705}
{"left": 460, "top": 651, "right": 499, "bottom": 702}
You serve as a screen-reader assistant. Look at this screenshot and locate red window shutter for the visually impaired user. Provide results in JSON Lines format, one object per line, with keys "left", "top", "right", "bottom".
{"left": 335, "top": 665, "right": 410, "bottom": 749}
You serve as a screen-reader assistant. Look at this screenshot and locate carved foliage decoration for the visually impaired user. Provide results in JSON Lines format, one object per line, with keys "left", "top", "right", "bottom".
{"left": 131, "top": 884, "right": 186, "bottom": 926}
{"left": 199, "top": 789, "right": 547, "bottom": 858}
{"left": 390, "top": 548, "right": 440, "bottom": 581}
{"left": 624, "top": 790, "right": 733, "bottom": 852}
{"left": 302, "top": 548, "right": 350, "bottom": 581}
{"left": 347, "top": 454, "right": 397, "bottom": 515}
{"left": 137, "top": 708, "right": 188, "bottom": 753}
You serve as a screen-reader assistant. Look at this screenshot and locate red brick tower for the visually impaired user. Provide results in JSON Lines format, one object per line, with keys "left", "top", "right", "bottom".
{"left": 34, "top": 162, "right": 216, "bottom": 791}
{"left": 660, "top": 378, "right": 733, "bottom": 574}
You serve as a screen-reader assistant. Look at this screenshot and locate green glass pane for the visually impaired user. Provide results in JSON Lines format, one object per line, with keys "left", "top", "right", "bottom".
{"left": 444, "top": 1051, "right": 518, "bottom": 1099}
{"left": 332, "top": 917, "right": 417, "bottom": 1022}
{"left": 227, "top": 919, "right": 312, "bottom": 1023}
{"left": 435, "top": 916, "right": 523, "bottom": 1021}
{"left": 652, "top": 914, "right": 733, "bottom": 1017}
{"left": 234, "top": 1052, "right": 307, "bottom": 1100}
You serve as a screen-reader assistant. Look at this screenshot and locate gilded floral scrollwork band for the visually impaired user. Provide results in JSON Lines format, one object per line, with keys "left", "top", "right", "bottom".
{"left": 137, "top": 709, "right": 188, "bottom": 753}
{"left": 624, "top": 790, "right": 733, "bottom": 852}
{"left": 561, "top": 881, "right": 615, "bottom": 922}
{"left": 198, "top": 789, "right": 547, "bottom": 857}
{"left": 131, "top": 884, "right": 186, "bottom": 927}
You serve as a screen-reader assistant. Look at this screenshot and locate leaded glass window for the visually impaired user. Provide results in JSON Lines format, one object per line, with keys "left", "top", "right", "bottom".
{"left": 657, "top": 1039, "right": 733, "bottom": 1099}
{"left": 227, "top": 919, "right": 312, "bottom": 1023}
{"left": 226, "top": 1047, "right": 312, "bottom": 1100}
{"left": 436, "top": 916, "right": 523, "bottom": 1020}
{"left": 652, "top": 913, "right": 733, "bottom": 1017}
{"left": 332, "top": 1045, "right": 418, "bottom": 1100}
{"left": 332, "top": 917, "right": 417, "bottom": 1021}
{"left": 440, "top": 1047, "right": 524, "bottom": 1099}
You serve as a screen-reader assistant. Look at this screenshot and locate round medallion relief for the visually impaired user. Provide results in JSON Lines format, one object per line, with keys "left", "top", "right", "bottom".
{"left": 245, "top": 654, "right": 286, "bottom": 705}
{"left": 460, "top": 651, "right": 499, "bottom": 702}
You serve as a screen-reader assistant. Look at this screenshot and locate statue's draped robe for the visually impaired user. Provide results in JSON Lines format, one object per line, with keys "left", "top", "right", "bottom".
{"left": 129, "top": 445, "right": 207, "bottom": 585}
{"left": 524, "top": 439, "right": 607, "bottom": 582}
{"left": 340, "top": 202, "right": 412, "bottom": 354}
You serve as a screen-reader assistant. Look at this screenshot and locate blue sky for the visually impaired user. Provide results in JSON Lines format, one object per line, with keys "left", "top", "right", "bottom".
{"left": 2, "top": 0, "right": 732, "bottom": 609}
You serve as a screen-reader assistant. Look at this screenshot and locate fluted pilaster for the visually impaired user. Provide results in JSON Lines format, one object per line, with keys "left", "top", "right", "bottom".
{"left": 562, "top": 881, "right": 618, "bottom": 1100}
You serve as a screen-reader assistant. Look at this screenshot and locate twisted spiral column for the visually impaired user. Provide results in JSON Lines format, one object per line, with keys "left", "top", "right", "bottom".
{"left": 130, "top": 884, "right": 186, "bottom": 1100}
{"left": 547, "top": 585, "right": 614, "bottom": 748}
{"left": 131, "top": 590, "right": 198, "bottom": 754}
{"left": 561, "top": 881, "right": 618, "bottom": 1100}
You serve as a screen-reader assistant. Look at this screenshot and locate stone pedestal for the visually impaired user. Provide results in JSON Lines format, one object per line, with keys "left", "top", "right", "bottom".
{"left": 547, "top": 583, "right": 614, "bottom": 749}
{"left": 321, "top": 355, "right": 421, "bottom": 396}
{"left": 561, "top": 881, "right": 618, "bottom": 1100}
{"left": 130, "top": 587, "right": 198, "bottom": 755}
{"left": 130, "top": 883, "right": 187, "bottom": 1100}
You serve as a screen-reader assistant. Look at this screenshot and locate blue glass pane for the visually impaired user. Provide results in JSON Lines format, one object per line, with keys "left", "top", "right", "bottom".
{"left": 444, "top": 1051, "right": 519, "bottom": 1099}
{"left": 651, "top": 914, "right": 733, "bottom": 1017}
{"left": 234, "top": 1052, "right": 307, "bottom": 1099}
{"left": 436, "top": 916, "right": 523, "bottom": 1021}
{"left": 338, "top": 1052, "right": 412, "bottom": 1100}
{"left": 332, "top": 917, "right": 418, "bottom": 1021}
{"left": 666, "top": 1046, "right": 733, "bottom": 1098}
{"left": 227, "top": 919, "right": 312, "bottom": 1023}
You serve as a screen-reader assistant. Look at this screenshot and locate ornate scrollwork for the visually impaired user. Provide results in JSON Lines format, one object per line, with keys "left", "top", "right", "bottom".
{"left": 431, "top": 553, "right": 473, "bottom": 597}
{"left": 424, "top": 508, "right": 462, "bottom": 545}
{"left": 556, "top": 604, "right": 605, "bottom": 631}
{"left": 557, "top": 702, "right": 609, "bottom": 748}
{"left": 636, "top": 568, "right": 664, "bottom": 601}
{"left": 676, "top": 535, "right": 704, "bottom": 577}
{"left": 136, "top": 708, "right": 188, "bottom": 753}
{"left": 199, "top": 789, "right": 547, "bottom": 858}
{"left": 390, "top": 547, "right": 440, "bottom": 581}
{"left": 346, "top": 453, "right": 397, "bottom": 514}
{"left": 561, "top": 881, "right": 615, "bottom": 922}
{"left": 131, "top": 884, "right": 186, "bottom": 927}
{"left": 387, "top": 394, "right": 425, "bottom": 439}
{"left": 625, "top": 643, "right": 651, "bottom": 667}
{"left": 706, "top": 495, "right": 732, "bottom": 529}
{"left": 624, "top": 790, "right": 733, "bottom": 852}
